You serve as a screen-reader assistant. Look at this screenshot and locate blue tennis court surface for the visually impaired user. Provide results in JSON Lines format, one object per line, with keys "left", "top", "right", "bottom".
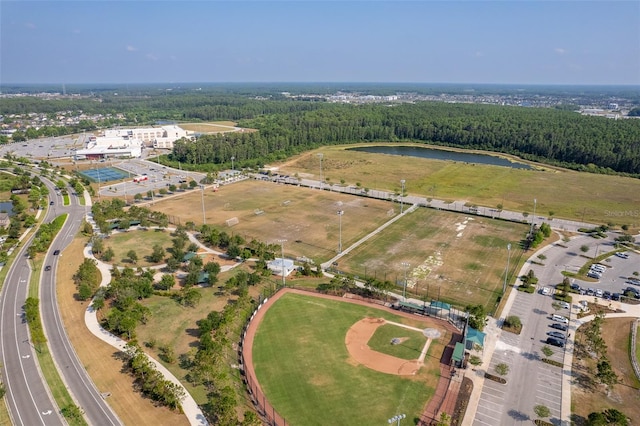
{"left": 78, "top": 167, "right": 130, "bottom": 183}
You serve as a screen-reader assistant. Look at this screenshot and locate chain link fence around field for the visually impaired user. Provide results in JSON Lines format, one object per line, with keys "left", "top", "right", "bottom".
{"left": 239, "top": 289, "right": 288, "bottom": 426}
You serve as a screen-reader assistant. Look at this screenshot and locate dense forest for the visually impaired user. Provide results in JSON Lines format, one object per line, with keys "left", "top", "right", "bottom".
{"left": 3, "top": 87, "right": 640, "bottom": 176}
{"left": 170, "top": 102, "right": 640, "bottom": 176}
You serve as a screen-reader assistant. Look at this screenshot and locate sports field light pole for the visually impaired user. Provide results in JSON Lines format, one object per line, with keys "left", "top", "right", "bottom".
{"left": 231, "top": 156, "right": 235, "bottom": 172}
{"left": 200, "top": 185, "right": 206, "bottom": 225}
{"left": 401, "top": 262, "right": 410, "bottom": 301}
{"left": 503, "top": 243, "right": 511, "bottom": 294}
{"left": 337, "top": 210, "right": 344, "bottom": 253}
{"left": 400, "top": 179, "right": 406, "bottom": 214}
{"left": 278, "top": 239, "right": 287, "bottom": 288}
{"left": 317, "top": 153, "right": 324, "bottom": 190}
{"left": 388, "top": 414, "right": 406, "bottom": 426}
{"left": 530, "top": 198, "right": 537, "bottom": 237}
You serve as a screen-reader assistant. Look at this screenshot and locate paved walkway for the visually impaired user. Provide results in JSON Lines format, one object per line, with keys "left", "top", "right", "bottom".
{"left": 82, "top": 191, "right": 208, "bottom": 426}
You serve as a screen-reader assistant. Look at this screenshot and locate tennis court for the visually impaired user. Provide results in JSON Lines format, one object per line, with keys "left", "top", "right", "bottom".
{"left": 78, "top": 167, "right": 131, "bottom": 183}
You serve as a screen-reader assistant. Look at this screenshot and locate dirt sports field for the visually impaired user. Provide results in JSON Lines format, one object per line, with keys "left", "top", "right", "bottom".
{"left": 243, "top": 289, "right": 462, "bottom": 425}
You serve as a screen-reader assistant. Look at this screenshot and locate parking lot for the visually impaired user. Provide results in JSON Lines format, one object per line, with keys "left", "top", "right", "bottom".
{"left": 570, "top": 250, "right": 640, "bottom": 301}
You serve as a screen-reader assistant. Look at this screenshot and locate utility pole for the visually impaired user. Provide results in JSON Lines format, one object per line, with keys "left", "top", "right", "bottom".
{"left": 400, "top": 179, "right": 406, "bottom": 214}
{"left": 278, "top": 239, "right": 287, "bottom": 288}
{"left": 317, "top": 153, "right": 323, "bottom": 190}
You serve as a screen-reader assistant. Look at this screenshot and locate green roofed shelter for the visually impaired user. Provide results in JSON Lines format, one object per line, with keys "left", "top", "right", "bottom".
{"left": 452, "top": 342, "right": 466, "bottom": 367}
{"left": 197, "top": 272, "right": 209, "bottom": 284}
{"left": 183, "top": 251, "right": 197, "bottom": 262}
{"left": 465, "top": 327, "right": 486, "bottom": 351}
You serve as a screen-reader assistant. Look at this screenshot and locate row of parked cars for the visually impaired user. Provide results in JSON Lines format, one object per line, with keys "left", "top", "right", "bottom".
{"left": 546, "top": 311, "right": 570, "bottom": 348}
{"left": 587, "top": 263, "right": 607, "bottom": 279}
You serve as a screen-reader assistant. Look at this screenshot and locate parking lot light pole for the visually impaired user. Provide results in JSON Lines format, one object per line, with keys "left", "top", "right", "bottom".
{"left": 337, "top": 210, "right": 344, "bottom": 253}
{"left": 530, "top": 198, "right": 537, "bottom": 237}
{"left": 503, "top": 243, "right": 511, "bottom": 294}
{"left": 401, "top": 262, "right": 410, "bottom": 300}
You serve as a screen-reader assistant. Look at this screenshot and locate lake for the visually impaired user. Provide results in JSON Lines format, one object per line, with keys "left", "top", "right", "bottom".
{"left": 347, "top": 145, "right": 532, "bottom": 170}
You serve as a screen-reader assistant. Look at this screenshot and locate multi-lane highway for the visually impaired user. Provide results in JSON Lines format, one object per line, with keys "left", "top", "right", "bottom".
{"left": 40, "top": 182, "right": 122, "bottom": 425}
{"left": 0, "top": 198, "right": 64, "bottom": 425}
{"left": 1, "top": 176, "right": 122, "bottom": 425}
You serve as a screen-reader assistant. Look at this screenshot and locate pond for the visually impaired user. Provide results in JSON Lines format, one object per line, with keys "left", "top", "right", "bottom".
{"left": 0, "top": 201, "right": 14, "bottom": 215}
{"left": 347, "top": 145, "right": 532, "bottom": 170}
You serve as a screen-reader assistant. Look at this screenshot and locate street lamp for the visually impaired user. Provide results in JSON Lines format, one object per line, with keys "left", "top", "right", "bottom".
{"left": 530, "top": 198, "right": 537, "bottom": 237}
{"left": 278, "top": 239, "right": 287, "bottom": 288}
{"left": 337, "top": 210, "right": 344, "bottom": 253}
{"left": 503, "top": 243, "right": 511, "bottom": 294}
{"left": 231, "top": 156, "right": 235, "bottom": 172}
{"left": 401, "top": 262, "right": 410, "bottom": 300}
{"left": 200, "top": 185, "right": 206, "bottom": 225}
{"left": 317, "top": 153, "right": 324, "bottom": 190}
{"left": 400, "top": 179, "right": 406, "bottom": 214}
{"left": 388, "top": 414, "right": 406, "bottom": 426}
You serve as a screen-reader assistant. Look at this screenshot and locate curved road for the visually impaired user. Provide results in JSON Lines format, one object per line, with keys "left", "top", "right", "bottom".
{"left": 40, "top": 181, "right": 122, "bottom": 425}
{"left": 1, "top": 177, "right": 122, "bottom": 425}
{"left": 0, "top": 229, "right": 64, "bottom": 425}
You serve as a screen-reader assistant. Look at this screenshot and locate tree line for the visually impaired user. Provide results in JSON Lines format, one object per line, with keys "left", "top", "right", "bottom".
{"left": 169, "top": 102, "right": 640, "bottom": 176}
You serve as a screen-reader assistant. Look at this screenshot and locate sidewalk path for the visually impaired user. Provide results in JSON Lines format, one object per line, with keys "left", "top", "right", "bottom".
{"left": 82, "top": 191, "right": 208, "bottom": 426}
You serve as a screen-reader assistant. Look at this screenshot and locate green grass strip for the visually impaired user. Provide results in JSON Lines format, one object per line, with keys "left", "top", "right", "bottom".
{"left": 26, "top": 216, "right": 87, "bottom": 426}
{"left": 63, "top": 194, "right": 70, "bottom": 206}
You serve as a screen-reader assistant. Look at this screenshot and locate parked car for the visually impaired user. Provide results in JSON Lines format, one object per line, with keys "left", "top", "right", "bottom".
{"left": 541, "top": 287, "right": 551, "bottom": 295}
{"left": 570, "top": 283, "right": 581, "bottom": 291}
{"left": 552, "top": 314, "right": 569, "bottom": 324}
{"left": 611, "top": 293, "right": 621, "bottom": 301}
{"left": 550, "top": 323, "right": 568, "bottom": 331}
{"left": 558, "top": 301, "right": 571, "bottom": 310}
{"left": 546, "top": 337, "right": 565, "bottom": 348}
{"left": 547, "top": 331, "right": 566, "bottom": 340}
{"left": 616, "top": 252, "right": 629, "bottom": 259}
{"left": 595, "top": 289, "right": 604, "bottom": 298}
{"left": 603, "top": 291, "right": 611, "bottom": 300}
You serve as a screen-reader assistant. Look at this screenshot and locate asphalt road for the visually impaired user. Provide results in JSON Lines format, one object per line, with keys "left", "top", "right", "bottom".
{"left": 0, "top": 208, "right": 64, "bottom": 424}
{"left": 40, "top": 180, "right": 122, "bottom": 425}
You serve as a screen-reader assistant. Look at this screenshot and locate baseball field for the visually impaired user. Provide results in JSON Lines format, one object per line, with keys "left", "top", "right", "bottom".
{"left": 250, "top": 292, "right": 453, "bottom": 425}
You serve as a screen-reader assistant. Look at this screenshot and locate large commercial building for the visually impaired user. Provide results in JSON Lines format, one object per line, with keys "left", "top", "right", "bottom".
{"left": 104, "top": 125, "right": 189, "bottom": 149}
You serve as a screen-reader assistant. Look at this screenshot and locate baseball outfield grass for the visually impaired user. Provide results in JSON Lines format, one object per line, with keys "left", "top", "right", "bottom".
{"left": 252, "top": 293, "right": 446, "bottom": 425}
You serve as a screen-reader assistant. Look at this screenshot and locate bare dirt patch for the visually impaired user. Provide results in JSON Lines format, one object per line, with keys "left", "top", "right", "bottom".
{"left": 345, "top": 317, "right": 423, "bottom": 376}
{"left": 57, "top": 236, "right": 188, "bottom": 426}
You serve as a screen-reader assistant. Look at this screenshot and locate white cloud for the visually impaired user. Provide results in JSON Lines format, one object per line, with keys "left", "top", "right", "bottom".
{"left": 126, "top": 45, "right": 138, "bottom": 52}
{"left": 554, "top": 48, "right": 566, "bottom": 55}
{"left": 25, "top": 22, "right": 36, "bottom": 29}
{"left": 146, "top": 53, "right": 159, "bottom": 61}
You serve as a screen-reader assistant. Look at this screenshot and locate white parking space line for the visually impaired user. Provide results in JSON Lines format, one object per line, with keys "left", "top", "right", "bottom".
{"left": 474, "top": 415, "right": 500, "bottom": 426}
{"left": 477, "top": 399, "right": 503, "bottom": 413}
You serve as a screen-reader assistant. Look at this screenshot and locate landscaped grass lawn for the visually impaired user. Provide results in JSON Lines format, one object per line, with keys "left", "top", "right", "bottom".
{"left": 252, "top": 293, "right": 445, "bottom": 425}
{"left": 102, "top": 229, "right": 173, "bottom": 266}
{"left": 368, "top": 324, "right": 427, "bottom": 360}
{"left": 274, "top": 144, "right": 640, "bottom": 228}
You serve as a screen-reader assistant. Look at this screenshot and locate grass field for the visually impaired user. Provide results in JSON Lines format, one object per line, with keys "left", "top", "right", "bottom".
{"left": 57, "top": 237, "right": 189, "bottom": 426}
{"left": 178, "top": 122, "right": 238, "bottom": 133}
{"left": 148, "top": 179, "right": 528, "bottom": 311}
{"left": 573, "top": 317, "right": 640, "bottom": 424}
{"left": 272, "top": 144, "right": 640, "bottom": 229}
{"left": 368, "top": 324, "right": 427, "bottom": 360}
{"left": 252, "top": 293, "right": 446, "bottom": 426}
{"left": 338, "top": 207, "right": 528, "bottom": 309}
{"left": 102, "top": 229, "right": 173, "bottom": 266}
{"left": 150, "top": 179, "right": 395, "bottom": 261}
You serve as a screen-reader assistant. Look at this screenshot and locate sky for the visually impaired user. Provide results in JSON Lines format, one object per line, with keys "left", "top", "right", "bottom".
{"left": 1, "top": 1, "right": 639, "bottom": 85}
